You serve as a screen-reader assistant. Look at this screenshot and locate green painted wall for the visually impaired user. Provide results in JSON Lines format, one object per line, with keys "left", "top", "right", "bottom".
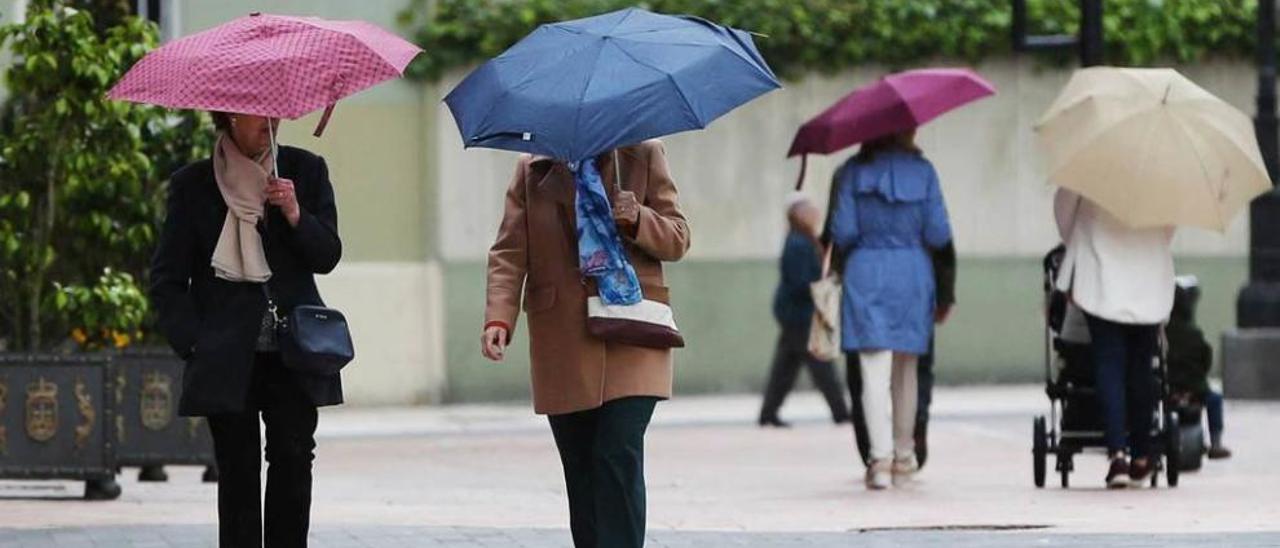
{"left": 442, "top": 256, "right": 1247, "bottom": 403}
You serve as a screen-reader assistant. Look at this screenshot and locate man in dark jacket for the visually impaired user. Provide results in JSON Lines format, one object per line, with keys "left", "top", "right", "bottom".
{"left": 759, "top": 195, "right": 851, "bottom": 427}
{"left": 822, "top": 173, "right": 955, "bottom": 468}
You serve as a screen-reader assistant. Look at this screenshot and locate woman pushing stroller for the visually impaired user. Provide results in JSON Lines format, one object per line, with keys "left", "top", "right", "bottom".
{"left": 1054, "top": 188, "right": 1175, "bottom": 488}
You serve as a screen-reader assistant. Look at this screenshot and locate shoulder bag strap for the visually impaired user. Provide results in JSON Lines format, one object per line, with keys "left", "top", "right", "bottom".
{"left": 260, "top": 283, "right": 283, "bottom": 326}
{"left": 820, "top": 244, "right": 834, "bottom": 279}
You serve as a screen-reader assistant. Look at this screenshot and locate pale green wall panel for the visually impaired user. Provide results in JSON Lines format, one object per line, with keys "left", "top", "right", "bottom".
{"left": 443, "top": 257, "right": 1248, "bottom": 403}
{"left": 277, "top": 105, "right": 429, "bottom": 262}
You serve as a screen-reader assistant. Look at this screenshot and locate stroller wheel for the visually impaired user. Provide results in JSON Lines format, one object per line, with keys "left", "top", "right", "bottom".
{"left": 1165, "top": 412, "right": 1181, "bottom": 488}
{"left": 1178, "top": 421, "right": 1205, "bottom": 472}
{"left": 1033, "top": 416, "right": 1048, "bottom": 488}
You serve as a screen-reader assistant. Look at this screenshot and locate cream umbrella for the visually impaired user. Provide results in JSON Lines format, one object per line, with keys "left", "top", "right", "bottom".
{"left": 1034, "top": 66, "right": 1271, "bottom": 231}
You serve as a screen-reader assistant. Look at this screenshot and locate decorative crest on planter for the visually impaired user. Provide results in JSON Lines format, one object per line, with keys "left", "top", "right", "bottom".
{"left": 141, "top": 371, "right": 173, "bottom": 431}
{"left": 25, "top": 377, "right": 58, "bottom": 443}
{"left": 74, "top": 378, "right": 95, "bottom": 451}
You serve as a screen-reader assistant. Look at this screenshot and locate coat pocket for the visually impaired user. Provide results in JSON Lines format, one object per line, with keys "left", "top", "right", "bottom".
{"left": 523, "top": 285, "right": 557, "bottom": 313}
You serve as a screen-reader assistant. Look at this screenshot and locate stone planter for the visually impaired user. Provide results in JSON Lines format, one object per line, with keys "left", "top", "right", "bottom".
{"left": 0, "top": 353, "right": 120, "bottom": 500}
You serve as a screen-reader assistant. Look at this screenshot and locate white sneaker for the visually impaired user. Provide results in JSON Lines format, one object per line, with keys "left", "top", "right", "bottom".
{"left": 892, "top": 455, "right": 919, "bottom": 487}
{"left": 865, "top": 459, "right": 891, "bottom": 490}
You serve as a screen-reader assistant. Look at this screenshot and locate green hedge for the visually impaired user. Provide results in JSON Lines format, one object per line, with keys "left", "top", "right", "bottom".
{"left": 397, "top": 0, "right": 1256, "bottom": 82}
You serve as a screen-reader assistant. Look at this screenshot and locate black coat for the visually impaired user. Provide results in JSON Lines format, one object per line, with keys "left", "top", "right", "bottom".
{"left": 150, "top": 145, "right": 344, "bottom": 416}
{"left": 1166, "top": 285, "right": 1211, "bottom": 398}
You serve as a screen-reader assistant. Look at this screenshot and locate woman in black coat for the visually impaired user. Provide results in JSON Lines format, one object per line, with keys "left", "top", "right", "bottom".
{"left": 150, "top": 112, "right": 342, "bottom": 548}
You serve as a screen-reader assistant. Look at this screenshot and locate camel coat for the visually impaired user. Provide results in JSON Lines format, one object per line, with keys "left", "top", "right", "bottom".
{"left": 485, "top": 139, "right": 690, "bottom": 416}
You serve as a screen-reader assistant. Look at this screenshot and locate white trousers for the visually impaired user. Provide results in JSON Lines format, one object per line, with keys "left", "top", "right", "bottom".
{"left": 859, "top": 350, "right": 919, "bottom": 462}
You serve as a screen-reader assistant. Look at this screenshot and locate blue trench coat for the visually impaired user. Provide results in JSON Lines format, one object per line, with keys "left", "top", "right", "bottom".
{"left": 829, "top": 151, "right": 953, "bottom": 355}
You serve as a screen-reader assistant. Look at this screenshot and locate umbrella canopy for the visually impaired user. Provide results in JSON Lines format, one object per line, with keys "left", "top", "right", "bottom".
{"left": 788, "top": 68, "right": 996, "bottom": 158}
{"left": 1035, "top": 67, "right": 1270, "bottom": 232}
{"left": 444, "top": 8, "right": 780, "bottom": 162}
{"left": 108, "top": 12, "right": 422, "bottom": 133}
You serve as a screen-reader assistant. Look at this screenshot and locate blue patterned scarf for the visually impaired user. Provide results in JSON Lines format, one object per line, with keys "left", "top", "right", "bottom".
{"left": 573, "top": 158, "right": 643, "bottom": 305}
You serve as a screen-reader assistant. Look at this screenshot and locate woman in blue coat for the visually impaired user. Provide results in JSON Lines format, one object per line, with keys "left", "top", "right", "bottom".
{"left": 829, "top": 130, "right": 953, "bottom": 490}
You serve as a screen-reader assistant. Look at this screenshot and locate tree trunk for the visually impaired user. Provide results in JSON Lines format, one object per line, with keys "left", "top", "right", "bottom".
{"left": 25, "top": 163, "right": 58, "bottom": 351}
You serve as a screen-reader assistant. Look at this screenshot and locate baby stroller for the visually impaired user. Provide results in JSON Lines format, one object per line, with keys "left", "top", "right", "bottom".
{"left": 1032, "top": 245, "right": 1181, "bottom": 488}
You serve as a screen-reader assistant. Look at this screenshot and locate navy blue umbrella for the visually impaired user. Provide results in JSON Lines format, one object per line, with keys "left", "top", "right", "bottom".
{"left": 444, "top": 8, "right": 781, "bottom": 162}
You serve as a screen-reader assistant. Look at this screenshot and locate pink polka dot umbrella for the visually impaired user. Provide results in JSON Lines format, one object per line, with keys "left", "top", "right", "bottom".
{"left": 108, "top": 12, "right": 422, "bottom": 138}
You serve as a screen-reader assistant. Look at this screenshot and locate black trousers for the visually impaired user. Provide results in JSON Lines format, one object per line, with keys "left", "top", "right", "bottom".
{"left": 846, "top": 339, "right": 935, "bottom": 465}
{"left": 207, "top": 353, "right": 319, "bottom": 548}
{"left": 548, "top": 396, "right": 658, "bottom": 548}
{"left": 759, "top": 327, "right": 850, "bottom": 423}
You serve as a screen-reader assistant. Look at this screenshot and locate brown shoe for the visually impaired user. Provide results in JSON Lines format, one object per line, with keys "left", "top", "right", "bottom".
{"left": 1128, "top": 457, "right": 1153, "bottom": 487}
{"left": 1207, "top": 445, "right": 1233, "bottom": 460}
{"left": 1106, "top": 457, "right": 1129, "bottom": 489}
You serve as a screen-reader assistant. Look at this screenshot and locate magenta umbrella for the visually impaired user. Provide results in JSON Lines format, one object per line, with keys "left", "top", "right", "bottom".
{"left": 787, "top": 68, "right": 996, "bottom": 188}
{"left": 108, "top": 12, "right": 422, "bottom": 138}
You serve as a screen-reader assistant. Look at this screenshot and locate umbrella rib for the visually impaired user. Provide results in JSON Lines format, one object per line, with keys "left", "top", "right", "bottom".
{"left": 1041, "top": 100, "right": 1165, "bottom": 163}
{"left": 606, "top": 9, "right": 638, "bottom": 34}
{"left": 1167, "top": 114, "right": 1228, "bottom": 230}
{"left": 569, "top": 40, "right": 609, "bottom": 160}
{"left": 468, "top": 37, "right": 600, "bottom": 145}
{"left": 608, "top": 42, "right": 701, "bottom": 129}
{"left": 282, "top": 18, "right": 406, "bottom": 68}
{"left": 612, "top": 37, "right": 765, "bottom": 78}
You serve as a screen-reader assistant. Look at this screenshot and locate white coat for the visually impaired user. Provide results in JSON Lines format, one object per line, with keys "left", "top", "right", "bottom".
{"left": 1054, "top": 188, "right": 1175, "bottom": 325}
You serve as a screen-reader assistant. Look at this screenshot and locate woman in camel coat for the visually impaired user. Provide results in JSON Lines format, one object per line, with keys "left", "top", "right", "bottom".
{"left": 480, "top": 139, "right": 690, "bottom": 548}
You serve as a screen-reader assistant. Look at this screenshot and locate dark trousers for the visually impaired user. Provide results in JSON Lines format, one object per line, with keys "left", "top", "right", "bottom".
{"left": 759, "top": 327, "right": 850, "bottom": 423}
{"left": 1205, "top": 389, "right": 1225, "bottom": 445}
{"left": 1084, "top": 314, "right": 1158, "bottom": 458}
{"left": 548, "top": 396, "right": 658, "bottom": 548}
{"left": 846, "top": 340, "right": 935, "bottom": 465}
{"left": 207, "top": 353, "right": 319, "bottom": 548}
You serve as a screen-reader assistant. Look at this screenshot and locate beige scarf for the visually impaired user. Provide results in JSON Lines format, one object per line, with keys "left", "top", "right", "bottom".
{"left": 211, "top": 132, "right": 274, "bottom": 283}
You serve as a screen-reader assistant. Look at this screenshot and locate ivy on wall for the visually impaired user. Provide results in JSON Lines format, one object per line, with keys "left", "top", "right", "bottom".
{"left": 397, "top": 0, "right": 1257, "bottom": 82}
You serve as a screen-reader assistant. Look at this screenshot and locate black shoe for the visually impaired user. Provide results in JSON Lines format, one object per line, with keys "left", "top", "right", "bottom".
{"left": 914, "top": 423, "right": 929, "bottom": 470}
{"left": 1106, "top": 457, "right": 1130, "bottom": 489}
{"left": 758, "top": 416, "right": 791, "bottom": 428}
{"left": 1128, "top": 457, "right": 1152, "bottom": 486}
{"left": 1207, "top": 445, "right": 1233, "bottom": 460}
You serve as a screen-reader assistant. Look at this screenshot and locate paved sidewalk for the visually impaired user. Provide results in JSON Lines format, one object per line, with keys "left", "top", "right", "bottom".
{"left": 1, "top": 386, "right": 1278, "bottom": 546}
{"left": 1, "top": 525, "right": 1278, "bottom": 547}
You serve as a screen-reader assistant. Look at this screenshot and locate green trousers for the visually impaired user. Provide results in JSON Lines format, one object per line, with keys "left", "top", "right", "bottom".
{"left": 548, "top": 396, "right": 659, "bottom": 548}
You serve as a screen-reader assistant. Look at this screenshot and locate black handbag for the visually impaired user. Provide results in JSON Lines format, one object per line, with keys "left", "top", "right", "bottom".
{"left": 263, "top": 285, "right": 354, "bottom": 376}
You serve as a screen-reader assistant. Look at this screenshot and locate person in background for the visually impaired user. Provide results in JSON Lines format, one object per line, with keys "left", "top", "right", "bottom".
{"left": 823, "top": 159, "right": 956, "bottom": 471}
{"left": 1055, "top": 187, "right": 1175, "bottom": 489}
{"left": 758, "top": 194, "right": 851, "bottom": 428}
{"left": 828, "top": 130, "right": 953, "bottom": 490}
{"left": 1165, "top": 275, "right": 1232, "bottom": 460}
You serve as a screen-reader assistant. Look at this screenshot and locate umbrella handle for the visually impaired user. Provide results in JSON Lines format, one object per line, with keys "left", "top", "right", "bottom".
{"left": 794, "top": 155, "right": 808, "bottom": 191}
{"left": 268, "top": 119, "right": 280, "bottom": 178}
{"left": 613, "top": 149, "right": 623, "bottom": 193}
